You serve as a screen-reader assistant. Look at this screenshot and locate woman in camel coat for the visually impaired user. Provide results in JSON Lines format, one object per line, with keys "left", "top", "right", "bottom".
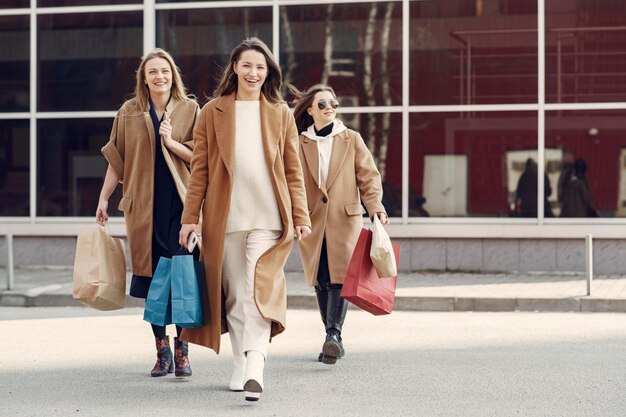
{"left": 97, "top": 49, "right": 199, "bottom": 378}
{"left": 179, "top": 37, "right": 311, "bottom": 402}
{"left": 290, "top": 83, "right": 387, "bottom": 365}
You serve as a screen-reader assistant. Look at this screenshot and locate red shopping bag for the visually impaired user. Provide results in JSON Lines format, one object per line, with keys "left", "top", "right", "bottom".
{"left": 341, "top": 228, "right": 400, "bottom": 315}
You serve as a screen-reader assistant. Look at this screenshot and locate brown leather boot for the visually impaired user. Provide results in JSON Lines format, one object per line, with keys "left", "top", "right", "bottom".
{"left": 174, "top": 337, "right": 192, "bottom": 377}
{"left": 151, "top": 336, "right": 173, "bottom": 377}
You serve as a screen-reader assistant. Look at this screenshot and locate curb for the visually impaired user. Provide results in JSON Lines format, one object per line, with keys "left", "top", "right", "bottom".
{"left": 2, "top": 293, "right": 625, "bottom": 313}
{"left": 0, "top": 293, "right": 145, "bottom": 308}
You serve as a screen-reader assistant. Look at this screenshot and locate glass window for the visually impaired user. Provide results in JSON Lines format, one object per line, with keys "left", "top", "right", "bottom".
{"left": 410, "top": 111, "right": 539, "bottom": 217}
{"left": 0, "top": 120, "right": 29, "bottom": 216}
{"left": 38, "top": 12, "right": 143, "bottom": 112}
{"left": 2, "top": 1, "right": 29, "bottom": 7}
{"left": 0, "top": 16, "right": 29, "bottom": 112}
{"left": 156, "top": 7, "right": 272, "bottom": 102}
{"left": 280, "top": 2, "right": 402, "bottom": 106}
{"left": 546, "top": 109, "right": 626, "bottom": 218}
{"left": 546, "top": 0, "right": 626, "bottom": 103}
{"left": 38, "top": 0, "right": 140, "bottom": 6}
{"left": 37, "top": 118, "right": 121, "bottom": 217}
{"left": 410, "top": 0, "right": 538, "bottom": 105}
{"left": 340, "top": 112, "right": 402, "bottom": 217}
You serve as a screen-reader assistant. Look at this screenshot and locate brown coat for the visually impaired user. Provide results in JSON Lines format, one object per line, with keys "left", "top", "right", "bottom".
{"left": 102, "top": 97, "right": 200, "bottom": 276}
{"left": 180, "top": 93, "right": 311, "bottom": 353}
{"left": 297, "top": 128, "right": 385, "bottom": 286}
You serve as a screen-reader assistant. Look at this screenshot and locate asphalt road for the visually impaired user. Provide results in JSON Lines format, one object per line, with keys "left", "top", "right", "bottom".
{"left": 1, "top": 307, "right": 625, "bottom": 417}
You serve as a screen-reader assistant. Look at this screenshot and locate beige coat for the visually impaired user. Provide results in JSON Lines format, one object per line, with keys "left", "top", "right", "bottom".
{"left": 297, "top": 128, "right": 385, "bottom": 286}
{"left": 180, "top": 93, "right": 310, "bottom": 353}
{"left": 101, "top": 97, "right": 199, "bottom": 277}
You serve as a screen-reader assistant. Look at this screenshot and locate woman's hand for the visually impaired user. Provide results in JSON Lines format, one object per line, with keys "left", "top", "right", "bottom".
{"left": 179, "top": 223, "right": 200, "bottom": 250}
{"left": 96, "top": 199, "right": 109, "bottom": 225}
{"left": 375, "top": 212, "right": 389, "bottom": 225}
{"left": 294, "top": 225, "right": 312, "bottom": 240}
{"left": 160, "top": 119, "right": 173, "bottom": 149}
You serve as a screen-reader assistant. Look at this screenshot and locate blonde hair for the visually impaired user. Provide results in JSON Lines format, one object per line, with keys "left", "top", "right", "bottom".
{"left": 133, "top": 48, "right": 188, "bottom": 109}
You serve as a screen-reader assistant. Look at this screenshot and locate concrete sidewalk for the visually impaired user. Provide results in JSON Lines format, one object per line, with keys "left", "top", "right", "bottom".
{"left": 1, "top": 267, "right": 626, "bottom": 312}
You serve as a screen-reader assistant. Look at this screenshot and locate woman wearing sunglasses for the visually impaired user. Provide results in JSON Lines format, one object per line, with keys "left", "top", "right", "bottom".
{"left": 290, "top": 84, "right": 388, "bottom": 365}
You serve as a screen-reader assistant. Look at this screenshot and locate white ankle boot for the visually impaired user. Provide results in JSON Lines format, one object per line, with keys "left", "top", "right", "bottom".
{"left": 229, "top": 356, "right": 246, "bottom": 391}
{"left": 243, "top": 350, "right": 265, "bottom": 401}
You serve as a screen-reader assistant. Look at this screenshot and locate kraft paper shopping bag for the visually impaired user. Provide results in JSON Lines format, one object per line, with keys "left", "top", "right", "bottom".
{"left": 72, "top": 225, "right": 126, "bottom": 311}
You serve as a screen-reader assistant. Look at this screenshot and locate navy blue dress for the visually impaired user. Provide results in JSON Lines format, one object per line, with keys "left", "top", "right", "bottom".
{"left": 129, "top": 98, "right": 183, "bottom": 298}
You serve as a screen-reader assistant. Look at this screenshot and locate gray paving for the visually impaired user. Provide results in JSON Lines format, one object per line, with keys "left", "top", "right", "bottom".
{"left": 1, "top": 267, "right": 626, "bottom": 312}
{"left": 2, "top": 307, "right": 626, "bottom": 416}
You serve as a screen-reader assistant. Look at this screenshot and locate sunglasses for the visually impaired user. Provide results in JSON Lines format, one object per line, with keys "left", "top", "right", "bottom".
{"left": 316, "top": 99, "right": 339, "bottom": 110}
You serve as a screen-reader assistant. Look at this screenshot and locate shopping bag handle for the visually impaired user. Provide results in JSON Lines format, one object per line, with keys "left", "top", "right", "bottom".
{"left": 98, "top": 221, "right": 112, "bottom": 235}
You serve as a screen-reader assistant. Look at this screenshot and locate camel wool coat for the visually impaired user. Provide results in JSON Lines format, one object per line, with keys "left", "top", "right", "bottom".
{"left": 297, "top": 127, "right": 386, "bottom": 286}
{"left": 101, "top": 97, "right": 199, "bottom": 277}
{"left": 180, "top": 93, "right": 310, "bottom": 353}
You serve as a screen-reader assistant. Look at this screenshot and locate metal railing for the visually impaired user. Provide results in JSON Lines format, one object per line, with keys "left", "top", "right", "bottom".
{"left": 4, "top": 233, "right": 14, "bottom": 290}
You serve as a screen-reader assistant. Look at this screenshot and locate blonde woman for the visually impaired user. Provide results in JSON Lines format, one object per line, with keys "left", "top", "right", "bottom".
{"left": 96, "top": 49, "right": 199, "bottom": 377}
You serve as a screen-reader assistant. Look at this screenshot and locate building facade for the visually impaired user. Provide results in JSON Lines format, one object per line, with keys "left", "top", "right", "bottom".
{"left": 1, "top": 0, "right": 626, "bottom": 272}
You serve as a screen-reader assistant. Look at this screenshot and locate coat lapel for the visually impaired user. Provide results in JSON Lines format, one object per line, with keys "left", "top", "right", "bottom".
{"left": 214, "top": 94, "right": 236, "bottom": 175}
{"left": 325, "top": 130, "right": 350, "bottom": 191}
{"left": 143, "top": 112, "right": 155, "bottom": 161}
{"left": 301, "top": 136, "right": 321, "bottom": 189}
{"left": 260, "top": 94, "right": 280, "bottom": 170}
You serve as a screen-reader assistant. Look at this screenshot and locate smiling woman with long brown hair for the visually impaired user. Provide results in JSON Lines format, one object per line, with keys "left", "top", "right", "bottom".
{"left": 178, "top": 37, "right": 311, "bottom": 402}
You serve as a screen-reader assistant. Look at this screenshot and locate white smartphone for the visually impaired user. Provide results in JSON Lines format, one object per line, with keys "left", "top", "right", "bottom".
{"left": 187, "top": 232, "right": 199, "bottom": 253}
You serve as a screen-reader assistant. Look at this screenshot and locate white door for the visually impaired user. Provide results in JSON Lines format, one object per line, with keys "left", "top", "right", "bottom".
{"left": 423, "top": 155, "right": 467, "bottom": 216}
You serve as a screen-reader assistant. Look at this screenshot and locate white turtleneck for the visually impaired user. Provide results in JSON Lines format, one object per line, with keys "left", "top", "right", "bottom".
{"left": 301, "top": 119, "right": 347, "bottom": 189}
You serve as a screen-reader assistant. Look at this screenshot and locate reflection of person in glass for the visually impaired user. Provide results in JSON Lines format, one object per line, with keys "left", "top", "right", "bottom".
{"left": 289, "top": 84, "right": 388, "bottom": 365}
{"left": 96, "top": 49, "right": 200, "bottom": 377}
{"left": 560, "top": 158, "right": 598, "bottom": 217}
{"left": 178, "top": 38, "right": 311, "bottom": 402}
{"left": 557, "top": 151, "right": 575, "bottom": 205}
{"left": 515, "top": 158, "right": 553, "bottom": 217}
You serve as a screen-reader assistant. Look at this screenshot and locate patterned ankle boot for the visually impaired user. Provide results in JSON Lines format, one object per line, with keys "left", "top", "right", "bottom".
{"left": 151, "top": 336, "right": 174, "bottom": 377}
{"left": 174, "top": 337, "right": 192, "bottom": 377}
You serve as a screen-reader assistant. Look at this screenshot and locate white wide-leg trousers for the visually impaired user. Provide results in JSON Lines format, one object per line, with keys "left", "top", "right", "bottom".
{"left": 222, "top": 230, "right": 281, "bottom": 359}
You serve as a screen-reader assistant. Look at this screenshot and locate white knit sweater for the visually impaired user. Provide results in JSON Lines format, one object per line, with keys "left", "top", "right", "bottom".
{"left": 225, "top": 100, "right": 282, "bottom": 233}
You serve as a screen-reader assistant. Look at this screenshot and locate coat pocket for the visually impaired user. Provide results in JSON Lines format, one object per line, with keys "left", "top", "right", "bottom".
{"left": 344, "top": 203, "right": 365, "bottom": 216}
{"left": 118, "top": 197, "right": 132, "bottom": 212}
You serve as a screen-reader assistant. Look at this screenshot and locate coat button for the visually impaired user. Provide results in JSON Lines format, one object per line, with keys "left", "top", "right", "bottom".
{"left": 322, "top": 196, "right": 328, "bottom": 204}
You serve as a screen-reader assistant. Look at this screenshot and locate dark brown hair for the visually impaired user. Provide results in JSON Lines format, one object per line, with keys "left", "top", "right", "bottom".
{"left": 288, "top": 83, "right": 337, "bottom": 133}
{"left": 213, "top": 37, "right": 283, "bottom": 103}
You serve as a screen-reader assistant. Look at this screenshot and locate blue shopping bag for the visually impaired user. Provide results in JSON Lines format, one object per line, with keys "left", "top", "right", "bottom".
{"left": 143, "top": 257, "right": 173, "bottom": 326}
{"left": 171, "top": 254, "right": 204, "bottom": 328}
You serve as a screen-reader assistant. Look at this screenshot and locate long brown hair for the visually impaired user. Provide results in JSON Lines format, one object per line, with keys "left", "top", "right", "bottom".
{"left": 134, "top": 48, "right": 188, "bottom": 109}
{"left": 288, "top": 84, "right": 337, "bottom": 133}
{"left": 213, "top": 37, "right": 283, "bottom": 103}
